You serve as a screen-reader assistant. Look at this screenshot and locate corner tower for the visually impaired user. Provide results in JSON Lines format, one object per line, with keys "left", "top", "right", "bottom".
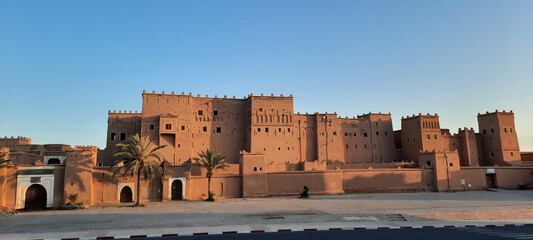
{"left": 477, "top": 110, "right": 521, "bottom": 165}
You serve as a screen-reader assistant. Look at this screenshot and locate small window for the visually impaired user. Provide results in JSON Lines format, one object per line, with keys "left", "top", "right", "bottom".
{"left": 165, "top": 124, "right": 172, "bottom": 130}
{"left": 279, "top": 128, "right": 282, "bottom": 132}
{"left": 178, "top": 144, "right": 180, "bottom": 148}
{"left": 449, "top": 163, "right": 453, "bottom": 167}
{"left": 483, "top": 129, "right": 487, "bottom": 135}
{"left": 288, "top": 128, "right": 290, "bottom": 132}
{"left": 426, "top": 134, "right": 431, "bottom": 140}
{"left": 504, "top": 128, "right": 507, "bottom": 133}
{"left": 265, "top": 128, "right": 269, "bottom": 133}
{"left": 491, "top": 152, "right": 495, "bottom": 158}
{"left": 254, "top": 167, "right": 257, "bottom": 172}
{"left": 150, "top": 124, "right": 155, "bottom": 130}
{"left": 97, "top": 162, "right": 103, "bottom": 167}
{"left": 376, "top": 131, "right": 379, "bottom": 135}
{"left": 120, "top": 133, "right": 126, "bottom": 140}
{"left": 412, "top": 138, "right": 416, "bottom": 142}
{"left": 355, "top": 144, "right": 358, "bottom": 149}
{"left": 213, "top": 110, "right": 218, "bottom": 116}
{"left": 364, "top": 144, "right": 367, "bottom": 148}
{"left": 216, "top": 127, "right": 221, "bottom": 133}
{"left": 259, "top": 108, "right": 263, "bottom": 112}
{"left": 345, "top": 133, "right": 348, "bottom": 136}
{"left": 511, "top": 152, "right": 514, "bottom": 157}
{"left": 181, "top": 125, "right": 185, "bottom": 130}
{"left": 198, "top": 110, "right": 203, "bottom": 116}
{"left": 491, "top": 128, "right": 495, "bottom": 134}
{"left": 385, "top": 131, "right": 388, "bottom": 136}
{"left": 203, "top": 126, "right": 207, "bottom": 132}
{"left": 345, "top": 144, "right": 348, "bottom": 149}
{"left": 510, "top": 128, "right": 513, "bottom": 133}
{"left": 363, "top": 133, "right": 368, "bottom": 137}
{"left": 434, "top": 134, "right": 438, "bottom": 140}
{"left": 257, "top": 128, "right": 261, "bottom": 132}
{"left": 111, "top": 133, "right": 117, "bottom": 140}
{"left": 278, "top": 147, "right": 281, "bottom": 150}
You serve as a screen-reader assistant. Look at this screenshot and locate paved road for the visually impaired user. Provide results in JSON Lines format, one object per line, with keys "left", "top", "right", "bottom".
{"left": 139, "top": 226, "right": 533, "bottom": 240}
{"left": 2, "top": 190, "right": 533, "bottom": 239}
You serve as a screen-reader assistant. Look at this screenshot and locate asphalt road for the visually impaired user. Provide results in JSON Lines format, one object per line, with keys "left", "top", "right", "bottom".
{"left": 137, "top": 226, "right": 533, "bottom": 240}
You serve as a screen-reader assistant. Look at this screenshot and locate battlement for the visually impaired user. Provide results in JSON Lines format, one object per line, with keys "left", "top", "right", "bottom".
{"left": 1, "top": 136, "right": 31, "bottom": 140}
{"left": 72, "top": 145, "right": 98, "bottom": 152}
{"left": 402, "top": 113, "right": 439, "bottom": 120}
{"left": 358, "top": 112, "right": 391, "bottom": 118}
{"left": 477, "top": 110, "right": 514, "bottom": 117}
{"left": 142, "top": 90, "right": 293, "bottom": 100}
{"left": 108, "top": 110, "right": 141, "bottom": 115}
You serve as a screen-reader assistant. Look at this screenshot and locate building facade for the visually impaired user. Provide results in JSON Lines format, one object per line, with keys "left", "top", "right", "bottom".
{"left": 1, "top": 91, "right": 532, "bottom": 210}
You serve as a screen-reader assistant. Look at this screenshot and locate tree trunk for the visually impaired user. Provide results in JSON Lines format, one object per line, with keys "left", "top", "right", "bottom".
{"left": 136, "top": 168, "right": 142, "bottom": 206}
{"left": 207, "top": 175, "right": 212, "bottom": 199}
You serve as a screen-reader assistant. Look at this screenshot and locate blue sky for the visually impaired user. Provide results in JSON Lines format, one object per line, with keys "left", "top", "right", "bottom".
{"left": 1, "top": 0, "right": 532, "bottom": 150}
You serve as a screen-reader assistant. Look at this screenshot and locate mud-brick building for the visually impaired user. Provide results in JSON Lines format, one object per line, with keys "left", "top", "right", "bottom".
{"left": 1, "top": 90, "right": 532, "bottom": 210}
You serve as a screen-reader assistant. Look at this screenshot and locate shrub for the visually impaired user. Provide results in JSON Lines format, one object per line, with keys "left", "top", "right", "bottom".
{"left": 66, "top": 193, "right": 79, "bottom": 205}
{"left": 300, "top": 186, "right": 310, "bottom": 198}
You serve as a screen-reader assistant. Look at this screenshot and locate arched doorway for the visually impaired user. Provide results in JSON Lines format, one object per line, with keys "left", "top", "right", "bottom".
{"left": 25, "top": 184, "right": 47, "bottom": 210}
{"left": 120, "top": 186, "right": 133, "bottom": 203}
{"left": 171, "top": 179, "right": 183, "bottom": 200}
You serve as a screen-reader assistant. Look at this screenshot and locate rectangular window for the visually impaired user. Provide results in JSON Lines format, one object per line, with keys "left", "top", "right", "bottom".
{"left": 150, "top": 124, "right": 155, "bottom": 130}
{"left": 110, "top": 132, "right": 117, "bottom": 140}
{"left": 120, "top": 133, "right": 126, "bottom": 140}
{"left": 165, "top": 124, "right": 172, "bottom": 130}
{"left": 510, "top": 128, "right": 513, "bottom": 133}
{"left": 257, "top": 128, "right": 261, "bottom": 132}
{"left": 491, "top": 128, "right": 495, "bottom": 134}
{"left": 385, "top": 131, "right": 388, "bottom": 135}
{"left": 279, "top": 128, "right": 282, "bottom": 132}
{"left": 97, "top": 162, "right": 103, "bottom": 167}
{"left": 345, "top": 133, "right": 348, "bottom": 136}
{"left": 434, "top": 134, "right": 438, "bottom": 140}
{"left": 511, "top": 152, "right": 514, "bottom": 157}
{"left": 426, "top": 134, "right": 431, "bottom": 140}
{"left": 203, "top": 126, "right": 207, "bottom": 132}
{"left": 288, "top": 128, "right": 291, "bottom": 132}
{"left": 216, "top": 127, "right": 221, "bottom": 133}
{"left": 213, "top": 110, "right": 218, "bottom": 116}
{"left": 265, "top": 128, "right": 269, "bottom": 133}
{"left": 376, "top": 131, "right": 379, "bottom": 135}
{"left": 181, "top": 125, "right": 185, "bottom": 130}
{"left": 483, "top": 129, "right": 487, "bottom": 135}
{"left": 198, "top": 110, "right": 203, "bottom": 116}
{"left": 363, "top": 132, "right": 368, "bottom": 137}
{"left": 491, "top": 152, "right": 495, "bottom": 157}
{"left": 504, "top": 128, "right": 507, "bottom": 133}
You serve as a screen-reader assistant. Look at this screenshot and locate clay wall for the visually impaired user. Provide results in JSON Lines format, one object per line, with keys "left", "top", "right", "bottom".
{"left": 266, "top": 171, "right": 344, "bottom": 195}
{"left": 63, "top": 146, "right": 97, "bottom": 204}
{"left": 188, "top": 175, "right": 242, "bottom": 200}
{"left": 342, "top": 168, "right": 433, "bottom": 193}
{"left": 401, "top": 115, "right": 424, "bottom": 162}
{"left": 522, "top": 152, "right": 533, "bottom": 161}
{"left": 0, "top": 137, "right": 31, "bottom": 149}
{"left": 460, "top": 167, "right": 533, "bottom": 189}
{"left": 0, "top": 165, "right": 17, "bottom": 208}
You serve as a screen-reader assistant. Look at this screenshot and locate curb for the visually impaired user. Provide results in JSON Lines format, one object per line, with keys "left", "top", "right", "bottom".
{"left": 38, "top": 223, "right": 532, "bottom": 240}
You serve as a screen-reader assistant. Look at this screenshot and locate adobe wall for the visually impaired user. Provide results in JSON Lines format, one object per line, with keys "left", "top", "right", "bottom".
{"left": 522, "top": 152, "right": 533, "bottom": 161}
{"left": 460, "top": 167, "right": 533, "bottom": 190}
{"left": 478, "top": 111, "right": 521, "bottom": 165}
{"left": 63, "top": 147, "right": 97, "bottom": 204}
{"left": 266, "top": 171, "right": 344, "bottom": 195}
{"left": 342, "top": 168, "right": 433, "bottom": 193}
{"left": 188, "top": 175, "right": 242, "bottom": 200}
{"left": 0, "top": 137, "right": 31, "bottom": 149}
{"left": 0, "top": 165, "right": 17, "bottom": 208}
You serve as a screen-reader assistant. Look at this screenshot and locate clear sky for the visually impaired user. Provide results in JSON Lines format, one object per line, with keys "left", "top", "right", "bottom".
{"left": 1, "top": 0, "right": 532, "bottom": 150}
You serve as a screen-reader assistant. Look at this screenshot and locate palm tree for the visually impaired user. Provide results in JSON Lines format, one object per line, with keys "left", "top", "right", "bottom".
{"left": 0, "top": 152, "right": 12, "bottom": 167}
{"left": 193, "top": 149, "right": 229, "bottom": 201}
{"left": 111, "top": 134, "right": 166, "bottom": 206}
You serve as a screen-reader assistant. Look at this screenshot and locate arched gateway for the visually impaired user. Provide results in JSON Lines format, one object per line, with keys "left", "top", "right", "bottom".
{"left": 24, "top": 184, "right": 47, "bottom": 210}
{"left": 120, "top": 186, "right": 133, "bottom": 203}
{"left": 171, "top": 179, "right": 183, "bottom": 200}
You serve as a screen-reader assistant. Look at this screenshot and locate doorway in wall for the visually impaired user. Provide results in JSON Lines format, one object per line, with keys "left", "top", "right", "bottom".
{"left": 120, "top": 186, "right": 133, "bottom": 203}
{"left": 486, "top": 174, "right": 497, "bottom": 188}
{"left": 25, "top": 184, "right": 47, "bottom": 210}
{"left": 171, "top": 179, "right": 183, "bottom": 200}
